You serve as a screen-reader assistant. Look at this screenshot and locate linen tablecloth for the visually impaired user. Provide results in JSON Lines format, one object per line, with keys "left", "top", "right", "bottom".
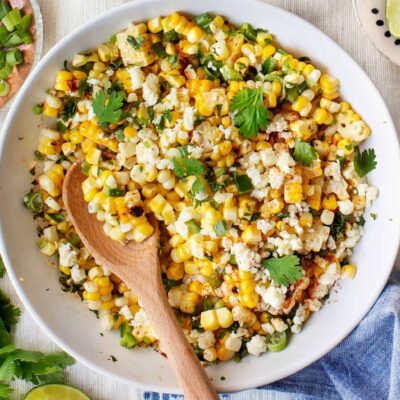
{"left": 0, "top": 1, "right": 399, "bottom": 399}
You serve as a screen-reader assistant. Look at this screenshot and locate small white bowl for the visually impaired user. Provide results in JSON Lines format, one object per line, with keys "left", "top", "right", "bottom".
{"left": 0, "top": 0, "right": 399, "bottom": 393}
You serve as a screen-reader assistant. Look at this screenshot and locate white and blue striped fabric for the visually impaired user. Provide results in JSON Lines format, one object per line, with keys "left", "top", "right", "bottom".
{"left": 142, "top": 271, "right": 400, "bottom": 400}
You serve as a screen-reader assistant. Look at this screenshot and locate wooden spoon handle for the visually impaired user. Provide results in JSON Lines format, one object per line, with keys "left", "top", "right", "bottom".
{"left": 134, "top": 282, "right": 219, "bottom": 400}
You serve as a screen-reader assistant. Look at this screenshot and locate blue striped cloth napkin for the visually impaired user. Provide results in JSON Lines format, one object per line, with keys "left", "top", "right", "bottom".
{"left": 143, "top": 270, "right": 400, "bottom": 400}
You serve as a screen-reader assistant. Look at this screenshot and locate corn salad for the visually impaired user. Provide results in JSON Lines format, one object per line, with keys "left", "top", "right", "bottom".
{"left": 24, "top": 12, "right": 378, "bottom": 362}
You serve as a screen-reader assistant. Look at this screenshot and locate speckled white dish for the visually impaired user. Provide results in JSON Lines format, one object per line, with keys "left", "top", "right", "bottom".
{"left": 0, "top": 0, "right": 399, "bottom": 393}
{"left": 353, "top": 0, "right": 400, "bottom": 65}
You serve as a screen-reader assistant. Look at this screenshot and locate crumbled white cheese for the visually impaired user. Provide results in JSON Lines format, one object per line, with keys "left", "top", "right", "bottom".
{"left": 276, "top": 150, "right": 295, "bottom": 174}
{"left": 197, "top": 331, "right": 215, "bottom": 350}
{"left": 58, "top": 243, "right": 78, "bottom": 267}
{"left": 256, "top": 285, "right": 285, "bottom": 310}
{"left": 338, "top": 200, "right": 354, "bottom": 215}
{"left": 142, "top": 73, "right": 160, "bottom": 106}
{"left": 127, "top": 66, "right": 145, "bottom": 91}
{"left": 319, "top": 263, "right": 340, "bottom": 286}
{"left": 268, "top": 167, "right": 284, "bottom": 189}
{"left": 266, "top": 114, "right": 288, "bottom": 133}
{"left": 246, "top": 335, "right": 267, "bottom": 356}
{"left": 225, "top": 334, "right": 242, "bottom": 352}
{"left": 256, "top": 219, "right": 275, "bottom": 235}
{"left": 231, "top": 243, "right": 261, "bottom": 272}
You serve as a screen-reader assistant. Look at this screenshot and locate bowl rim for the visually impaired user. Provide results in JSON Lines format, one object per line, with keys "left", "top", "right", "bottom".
{"left": 0, "top": 0, "right": 399, "bottom": 393}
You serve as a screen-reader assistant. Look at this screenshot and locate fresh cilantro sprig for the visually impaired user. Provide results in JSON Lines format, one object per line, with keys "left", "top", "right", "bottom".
{"left": 172, "top": 156, "right": 207, "bottom": 179}
{"left": 230, "top": 88, "right": 269, "bottom": 138}
{"left": 353, "top": 148, "right": 377, "bottom": 177}
{"left": 293, "top": 138, "right": 318, "bottom": 166}
{"left": 92, "top": 90, "right": 125, "bottom": 127}
{"left": 262, "top": 255, "right": 302, "bottom": 287}
{"left": 0, "top": 256, "right": 75, "bottom": 396}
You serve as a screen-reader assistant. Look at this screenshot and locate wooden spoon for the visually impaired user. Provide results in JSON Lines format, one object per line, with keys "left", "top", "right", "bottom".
{"left": 62, "top": 161, "right": 219, "bottom": 400}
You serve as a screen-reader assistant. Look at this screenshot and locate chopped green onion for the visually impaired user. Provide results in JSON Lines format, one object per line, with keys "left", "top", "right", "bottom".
{"left": 115, "top": 129, "right": 125, "bottom": 142}
{"left": 220, "top": 65, "right": 242, "bottom": 81}
{"left": 262, "top": 57, "right": 277, "bottom": 74}
{"left": 186, "top": 219, "right": 201, "bottom": 234}
{"left": 81, "top": 160, "right": 91, "bottom": 176}
{"left": 32, "top": 104, "right": 43, "bottom": 115}
{"left": 2, "top": 8, "right": 22, "bottom": 31}
{"left": 0, "top": 63, "right": 12, "bottom": 79}
{"left": 47, "top": 213, "right": 65, "bottom": 223}
{"left": 208, "top": 272, "right": 222, "bottom": 289}
{"left": 120, "top": 323, "right": 137, "bottom": 349}
{"left": 194, "top": 12, "right": 214, "bottom": 33}
{"left": 6, "top": 48, "right": 22, "bottom": 66}
{"left": 3, "top": 33, "right": 22, "bottom": 47}
{"left": 0, "top": 25, "right": 8, "bottom": 43}
{"left": 214, "top": 220, "right": 227, "bottom": 236}
{"left": 239, "top": 22, "right": 258, "bottom": 41}
{"left": 267, "top": 331, "right": 288, "bottom": 352}
{"left": 229, "top": 255, "right": 238, "bottom": 265}
{"left": 234, "top": 174, "right": 254, "bottom": 194}
{"left": 23, "top": 191, "right": 43, "bottom": 213}
{"left": 0, "top": 78, "right": 9, "bottom": 96}
{"left": 214, "top": 299, "right": 225, "bottom": 309}
{"left": 152, "top": 42, "right": 166, "bottom": 58}
{"left": 67, "top": 233, "right": 81, "bottom": 247}
{"left": 103, "top": 187, "right": 126, "bottom": 197}
{"left": 0, "top": 1, "right": 11, "bottom": 20}
{"left": 164, "top": 30, "right": 179, "bottom": 43}
{"left": 17, "top": 14, "right": 32, "bottom": 32}
{"left": 20, "top": 32, "right": 32, "bottom": 44}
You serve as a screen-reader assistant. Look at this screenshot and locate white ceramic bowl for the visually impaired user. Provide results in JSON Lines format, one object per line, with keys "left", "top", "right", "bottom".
{"left": 0, "top": 0, "right": 399, "bottom": 393}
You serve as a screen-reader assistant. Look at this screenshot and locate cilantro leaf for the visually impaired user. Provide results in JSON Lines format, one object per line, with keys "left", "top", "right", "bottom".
{"left": 262, "top": 255, "right": 302, "bottom": 287}
{"left": 0, "top": 290, "right": 20, "bottom": 331}
{"left": 230, "top": 88, "right": 268, "bottom": 138}
{"left": 353, "top": 148, "right": 377, "bottom": 177}
{"left": 191, "top": 177, "right": 206, "bottom": 197}
{"left": 184, "top": 158, "right": 206, "bottom": 177}
{"left": 293, "top": 138, "right": 318, "bottom": 166}
{"left": 92, "top": 90, "right": 124, "bottom": 127}
{"left": 172, "top": 156, "right": 207, "bottom": 179}
{"left": 127, "top": 35, "right": 144, "bottom": 50}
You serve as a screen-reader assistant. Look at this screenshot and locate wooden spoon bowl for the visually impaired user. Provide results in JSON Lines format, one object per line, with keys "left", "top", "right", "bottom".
{"left": 62, "top": 161, "right": 218, "bottom": 400}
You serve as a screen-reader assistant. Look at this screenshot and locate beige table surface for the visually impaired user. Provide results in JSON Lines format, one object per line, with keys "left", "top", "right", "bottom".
{"left": 0, "top": 0, "right": 399, "bottom": 399}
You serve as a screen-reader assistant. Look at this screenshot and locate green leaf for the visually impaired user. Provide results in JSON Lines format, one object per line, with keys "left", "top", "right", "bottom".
{"left": 262, "top": 255, "right": 302, "bottom": 287}
{"left": 191, "top": 177, "right": 206, "bottom": 197}
{"left": 353, "top": 148, "right": 377, "bottom": 177}
{"left": 214, "top": 220, "right": 227, "bottom": 236}
{"left": 220, "top": 65, "right": 242, "bottom": 81}
{"left": 234, "top": 174, "right": 254, "bottom": 194}
{"left": 194, "top": 12, "right": 214, "bottom": 33}
{"left": 152, "top": 42, "right": 166, "bottom": 58}
{"left": 0, "top": 382, "right": 12, "bottom": 400}
{"left": 293, "top": 138, "right": 318, "bottom": 166}
{"left": 127, "top": 35, "right": 144, "bottom": 50}
{"left": 0, "top": 256, "right": 5, "bottom": 278}
{"left": 230, "top": 88, "right": 268, "bottom": 138}
{"left": 184, "top": 158, "right": 206, "bottom": 177}
{"left": 0, "top": 290, "right": 20, "bottom": 331}
{"left": 238, "top": 22, "right": 258, "bottom": 41}
{"left": 92, "top": 90, "right": 124, "bottom": 126}
{"left": 172, "top": 157, "right": 186, "bottom": 179}
{"left": 261, "top": 57, "right": 277, "bottom": 74}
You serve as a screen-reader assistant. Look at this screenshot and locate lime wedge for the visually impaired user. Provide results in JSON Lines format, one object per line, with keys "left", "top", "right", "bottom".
{"left": 387, "top": 0, "right": 400, "bottom": 38}
{"left": 24, "top": 384, "right": 91, "bottom": 400}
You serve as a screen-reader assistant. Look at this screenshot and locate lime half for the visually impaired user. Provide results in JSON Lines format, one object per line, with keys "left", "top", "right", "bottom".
{"left": 387, "top": 0, "right": 400, "bottom": 38}
{"left": 25, "top": 384, "right": 91, "bottom": 400}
